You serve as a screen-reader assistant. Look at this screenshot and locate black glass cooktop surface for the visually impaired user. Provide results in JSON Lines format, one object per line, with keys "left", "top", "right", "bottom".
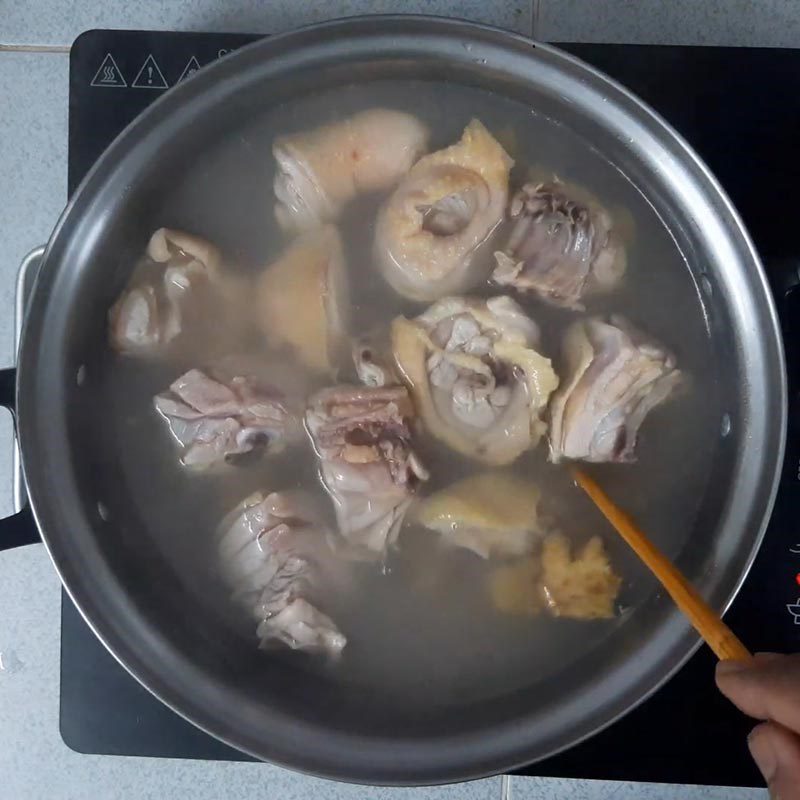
{"left": 57, "top": 29, "right": 800, "bottom": 786}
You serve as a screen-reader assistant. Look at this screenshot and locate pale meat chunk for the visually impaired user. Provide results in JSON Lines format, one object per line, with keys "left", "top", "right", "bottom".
{"left": 549, "top": 316, "right": 681, "bottom": 463}
{"left": 154, "top": 367, "right": 298, "bottom": 469}
{"left": 108, "top": 228, "right": 248, "bottom": 357}
{"left": 218, "top": 491, "right": 348, "bottom": 657}
{"left": 109, "top": 228, "right": 226, "bottom": 356}
{"left": 493, "top": 180, "right": 625, "bottom": 309}
{"left": 274, "top": 109, "right": 429, "bottom": 231}
{"left": 305, "top": 384, "right": 428, "bottom": 560}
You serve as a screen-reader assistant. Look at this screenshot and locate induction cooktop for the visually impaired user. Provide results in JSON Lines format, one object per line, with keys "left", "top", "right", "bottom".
{"left": 22, "top": 28, "right": 800, "bottom": 787}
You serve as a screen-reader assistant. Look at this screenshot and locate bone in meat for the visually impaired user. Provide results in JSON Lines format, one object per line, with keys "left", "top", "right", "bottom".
{"left": 154, "top": 367, "right": 297, "bottom": 469}
{"left": 305, "top": 384, "right": 428, "bottom": 559}
{"left": 493, "top": 180, "right": 625, "bottom": 309}
{"left": 548, "top": 316, "right": 681, "bottom": 463}
{"left": 217, "top": 491, "right": 347, "bottom": 656}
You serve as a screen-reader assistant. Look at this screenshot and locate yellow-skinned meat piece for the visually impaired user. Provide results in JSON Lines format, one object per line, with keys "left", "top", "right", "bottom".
{"left": 376, "top": 119, "right": 513, "bottom": 301}
{"left": 416, "top": 472, "right": 541, "bottom": 559}
{"left": 255, "top": 225, "right": 349, "bottom": 374}
{"left": 391, "top": 296, "right": 559, "bottom": 466}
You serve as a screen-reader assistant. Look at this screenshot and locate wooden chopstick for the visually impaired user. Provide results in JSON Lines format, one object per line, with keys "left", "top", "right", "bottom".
{"left": 572, "top": 467, "right": 751, "bottom": 662}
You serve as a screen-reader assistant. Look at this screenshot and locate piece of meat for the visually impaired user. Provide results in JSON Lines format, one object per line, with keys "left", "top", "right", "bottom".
{"left": 391, "top": 295, "right": 559, "bottom": 465}
{"left": 255, "top": 225, "right": 350, "bottom": 374}
{"left": 147, "top": 227, "right": 220, "bottom": 269}
{"left": 217, "top": 491, "right": 347, "bottom": 656}
{"left": 273, "top": 108, "right": 429, "bottom": 231}
{"left": 110, "top": 229, "right": 218, "bottom": 354}
{"left": 109, "top": 285, "right": 165, "bottom": 353}
{"left": 493, "top": 180, "right": 625, "bottom": 309}
{"left": 375, "top": 119, "right": 513, "bottom": 301}
{"left": 351, "top": 331, "right": 397, "bottom": 388}
{"left": 549, "top": 316, "right": 681, "bottom": 463}
{"left": 305, "top": 384, "right": 428, "bottom": 560}
{"left": 109, "top": 227, "right": 247, "bottom": 357}
{"left": 416, "top": 472, "right": 542, "bottom": 559}
{"left": 154, "top": 367, "right": 298, "bottom": 469}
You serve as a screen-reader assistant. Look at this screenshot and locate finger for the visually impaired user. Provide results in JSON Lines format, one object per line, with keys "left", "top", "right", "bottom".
{"left": 752, "top": 652, "right": 786, "bottom": 664}
{"left": 716, "top": 653, "right": 800, "bottom": 733}
{"left": 748, "top": 722, "right": 800, "bottom": 800}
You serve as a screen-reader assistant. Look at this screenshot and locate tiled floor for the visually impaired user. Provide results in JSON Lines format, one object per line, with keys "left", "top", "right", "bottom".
{"left": 0, "top": 53, "right": 68, "bottom": 366}
{"left": 5, "top": 0, "right": 800, "bottom": 48}
{"left": 507, "top": 776, "right": 757, "bottom": 800}
{"left": 0, "top": 52, "right": 68, "bottom": 521}
{"left": 537, "top": 0, "right": 800, "bottom": 46}
{"left": 0, "top": 0, "right": 532, "bottom": 47}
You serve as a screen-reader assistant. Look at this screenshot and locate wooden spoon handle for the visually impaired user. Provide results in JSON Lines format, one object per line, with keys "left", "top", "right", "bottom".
{"left": 573, "top": 468, "right": 750, "bottom": 662}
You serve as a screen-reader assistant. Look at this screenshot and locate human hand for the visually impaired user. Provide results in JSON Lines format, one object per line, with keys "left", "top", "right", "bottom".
{"left": 716, "top": 653, "right": 800, "bottom": 799}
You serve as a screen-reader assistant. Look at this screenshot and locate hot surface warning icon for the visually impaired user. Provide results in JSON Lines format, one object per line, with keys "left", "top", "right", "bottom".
{"left": 178, "top": 56, "right": 202, "bottom": 82}
{"left": 90, "top": 53, "right": 127, "bottom": 88}
{"left": 131, "top": 54, "right": 168, "bottom": 89}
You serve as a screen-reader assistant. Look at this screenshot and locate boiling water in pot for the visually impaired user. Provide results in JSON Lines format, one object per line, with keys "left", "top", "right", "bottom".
{"left": 101, "top": 80, "right": 721, "bottom": 705}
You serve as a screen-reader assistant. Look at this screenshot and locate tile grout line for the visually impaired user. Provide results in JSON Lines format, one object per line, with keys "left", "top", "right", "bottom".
{"left": 531, "top": 0, "right": 541, "bottom": 40}
{"left": 0, "top": 44, "right": 70, "bottom": 53}
{"left": 501, "top": 774, "right": 511, "bottom": 800}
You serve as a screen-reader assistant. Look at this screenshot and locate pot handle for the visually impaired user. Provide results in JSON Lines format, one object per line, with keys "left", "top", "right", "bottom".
{"left": 0, "top": 367, "right": 38, "bottom": 550}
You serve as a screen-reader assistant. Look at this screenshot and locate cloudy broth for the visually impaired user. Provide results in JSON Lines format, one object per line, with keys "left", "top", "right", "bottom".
{"left": 102, "top": 79, "right": 720, "bottom": 705}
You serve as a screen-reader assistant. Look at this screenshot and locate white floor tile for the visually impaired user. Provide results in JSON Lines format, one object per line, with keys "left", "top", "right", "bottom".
{"left": 2, "top": 0, "right": 533, "bottom": 47}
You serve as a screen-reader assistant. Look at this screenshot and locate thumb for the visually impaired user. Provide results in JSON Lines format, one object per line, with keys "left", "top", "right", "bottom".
{"left": 748, "top": 722, "right": 800, "bottom": 800}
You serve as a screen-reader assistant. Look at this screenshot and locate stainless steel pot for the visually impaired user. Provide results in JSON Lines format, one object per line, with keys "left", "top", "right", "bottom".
{"left": 0, "top": 16, "right": 786, "bottom": 785}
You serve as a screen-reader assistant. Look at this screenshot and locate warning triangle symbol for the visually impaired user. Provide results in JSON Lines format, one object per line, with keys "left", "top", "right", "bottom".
{"left": 131, "top": 54, "right": 168, "bottom": 90}
{"left": 178, "top": 55, "right": 202, "bottom": 82}
{"left": 90, "top": 53, "right": 127, "bottom": 88}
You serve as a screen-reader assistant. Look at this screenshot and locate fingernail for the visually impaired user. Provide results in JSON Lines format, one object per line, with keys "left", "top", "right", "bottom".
{"left": 748, "top": 727, "right": 778, "bottom": 784}
{"left": 716, "top": 659, "right": 749, "bottom": 677}
{"left": 753, "top": 651, "right": 783, "bottom": 663}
